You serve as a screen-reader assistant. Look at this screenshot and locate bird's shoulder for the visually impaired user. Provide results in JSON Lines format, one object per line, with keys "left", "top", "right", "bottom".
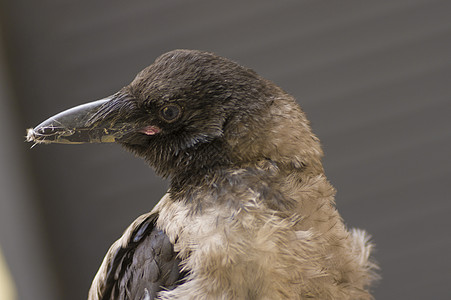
{"left": 88, "top": 212, "right": 185, "bottom": 300}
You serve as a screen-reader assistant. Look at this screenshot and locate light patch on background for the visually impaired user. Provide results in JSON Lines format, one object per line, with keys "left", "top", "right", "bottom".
{"left": 0, "top": 246, "right": 17, "bottom": 300}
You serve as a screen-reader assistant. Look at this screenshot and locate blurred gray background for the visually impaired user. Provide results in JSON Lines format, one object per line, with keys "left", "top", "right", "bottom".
{"left": 0, "top": 0, "right": 450, "bottom": 299}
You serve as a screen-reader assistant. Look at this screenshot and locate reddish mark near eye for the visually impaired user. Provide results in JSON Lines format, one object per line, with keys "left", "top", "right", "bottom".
{"left": 140, "top": 125, "right": 161, "bottom": 135}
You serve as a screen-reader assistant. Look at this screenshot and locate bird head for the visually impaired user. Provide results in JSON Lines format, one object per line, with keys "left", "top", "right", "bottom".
{"left": 27, "top": 50, "right": 323, "bottom": 182}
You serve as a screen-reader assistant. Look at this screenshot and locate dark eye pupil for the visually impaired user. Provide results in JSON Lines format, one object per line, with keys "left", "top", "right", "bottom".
{"left": 161, "top": 105, "right": 180, "bottom": 121}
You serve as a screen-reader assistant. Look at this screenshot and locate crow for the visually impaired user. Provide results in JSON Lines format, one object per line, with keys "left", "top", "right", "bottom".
{"left": 27, "top": 49, "right": 378, "bottom": 300}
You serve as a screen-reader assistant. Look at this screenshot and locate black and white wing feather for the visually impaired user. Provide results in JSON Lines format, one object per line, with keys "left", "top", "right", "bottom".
{"left": 88, "top": 213, "right": 185, "bottom": 300}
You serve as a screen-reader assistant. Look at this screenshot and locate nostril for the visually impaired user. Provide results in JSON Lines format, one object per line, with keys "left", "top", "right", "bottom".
{"left": 38, "top": 127, "right": 51, "bottom": 134}
{"left": 36, "top": 125, "right": 63, "bottom": 135}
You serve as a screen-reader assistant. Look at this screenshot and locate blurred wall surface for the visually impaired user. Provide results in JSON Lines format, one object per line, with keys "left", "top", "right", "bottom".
{"left": 0, "top": 24, "right": 57, "bottom": 300}
{"left": 0, "top": 1, "right": 450, "bottom": 300}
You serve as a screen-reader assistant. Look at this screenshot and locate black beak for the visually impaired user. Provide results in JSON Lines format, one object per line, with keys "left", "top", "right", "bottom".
{"left": 27, "top": 94, "right": 136, "bottom": 144}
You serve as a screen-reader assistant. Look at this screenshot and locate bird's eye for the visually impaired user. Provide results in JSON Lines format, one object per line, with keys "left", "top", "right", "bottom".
{"left": 160, "top": 104, "right": 181, "bottom": 122}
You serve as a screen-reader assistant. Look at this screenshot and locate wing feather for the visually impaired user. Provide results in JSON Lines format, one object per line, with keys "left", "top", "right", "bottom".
{"left": 89, "top": 213, "right": 186, "bottom": 300}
